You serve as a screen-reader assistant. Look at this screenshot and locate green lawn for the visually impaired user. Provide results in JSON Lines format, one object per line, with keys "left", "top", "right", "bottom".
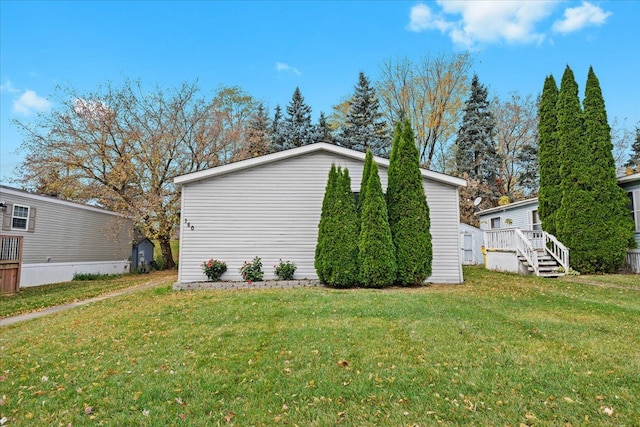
{"left": 1, "top": 267, "right": 638, "bottom": 426}
{"left": 0, "top": 271, "right": 175, "bottom": 319}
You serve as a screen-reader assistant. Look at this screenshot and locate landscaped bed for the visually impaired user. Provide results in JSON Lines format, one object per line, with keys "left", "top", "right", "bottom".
{"left": 0, "top": 267, "right": 638, "bottom": 425}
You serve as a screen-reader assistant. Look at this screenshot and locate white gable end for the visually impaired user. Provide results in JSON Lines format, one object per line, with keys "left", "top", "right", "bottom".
{"left": 176, "top": 145, "right": 464, "bottom": 284}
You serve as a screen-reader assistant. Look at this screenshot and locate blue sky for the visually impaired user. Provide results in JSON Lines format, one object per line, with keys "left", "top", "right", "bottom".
{"left": 1, "top": 1, "right": 639, "bottom": 184}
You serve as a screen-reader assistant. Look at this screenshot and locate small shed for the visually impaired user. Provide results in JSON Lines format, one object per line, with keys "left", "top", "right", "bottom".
{"left": 459, "top": 223, "right": 484, "bottom": 265}
{"left": 132, "top": 236, "right": 155, "bottom": 272}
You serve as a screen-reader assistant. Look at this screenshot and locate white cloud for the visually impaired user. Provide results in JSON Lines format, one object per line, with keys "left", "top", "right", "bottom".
{"left": 13, "top": 90, "right": 51, "bottom": 115}
{"left": 552, "top": 1, "right": 612, "bottom": 34}
{"left": 275, "top": 62, "right": 301, "bottom": 76}
{"left": 0, "top": 80, "right": 20, "bottom": 93}
{"left": 408, "top": 1, "right": 561, "bottom": 47}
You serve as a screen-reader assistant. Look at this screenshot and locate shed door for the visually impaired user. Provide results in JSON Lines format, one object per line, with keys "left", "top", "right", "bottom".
{"left": 461, "top": 233, "right": 474, "bottom": 264}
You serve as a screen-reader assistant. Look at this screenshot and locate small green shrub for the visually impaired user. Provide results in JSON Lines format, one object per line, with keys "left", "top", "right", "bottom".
{"left": 201, "top": 258, "right": 227, "bottom": 281}
{"left": 274, "top": 259, "right": 297, "bottom": 280}
{"left": 240, "top": 257, "right": 264, "bottom": 282}
{"left": 72, "top": 273, "right": 121, "bottom": 281}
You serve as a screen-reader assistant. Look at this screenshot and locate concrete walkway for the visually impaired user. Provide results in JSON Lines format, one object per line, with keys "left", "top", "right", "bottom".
{"left": 0, "top": 278, "right": 168, "bottom": 328}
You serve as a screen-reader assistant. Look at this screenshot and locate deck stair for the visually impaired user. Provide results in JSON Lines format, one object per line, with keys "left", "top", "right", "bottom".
{"left": 518, "top": 249, "right": 563, "bottom": 278}
{"left": 484, "top": 228, "right": 569, "bottom": 278}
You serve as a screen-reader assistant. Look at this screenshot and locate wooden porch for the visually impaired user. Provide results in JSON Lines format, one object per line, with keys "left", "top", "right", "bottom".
{"left": 1, "top": 235, "right": 23, "bottom": 294}
{"left": 484, "top": 229, "right": 569, "bottom": 277}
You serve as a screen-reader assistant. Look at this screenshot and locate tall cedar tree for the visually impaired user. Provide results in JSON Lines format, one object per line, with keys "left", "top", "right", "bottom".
{"left": 582, "top": 67, "right": 636, "bottom": 271}
{"left": 315, "top": 165, "right": 338, "bottom": 282}
{"left": 555, "top": 66, "right": 596, "bottom": 272}
{"left": 280, "top": 87, "right": 314, "bottom": 150}
{"left": 358, "top": 157, "right": 397, "bottom": 287}
{"left": 624, "top": 126, "right": 640, "bottom": 172}
{"left": 326, "top": 169, "right": 360, "bottom": 286}
{"left": 386, "top": 120, "right": 432, "bottom": 285}
{"left": 537, "top": 75, "right": 561, "bottom": 235}
{"left": 338, "top": 72, "right": 390, "bottom": 156}
{"left": 358, "top": 149, "right": 374, "bottom": 215}
{"left": 455, "top": 74, "right": 501, "bottom": 205}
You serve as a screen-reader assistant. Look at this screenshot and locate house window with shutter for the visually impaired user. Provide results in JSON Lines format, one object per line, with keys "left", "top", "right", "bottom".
{"left": 12, "top": 205, "right": 30, "bottom": 230}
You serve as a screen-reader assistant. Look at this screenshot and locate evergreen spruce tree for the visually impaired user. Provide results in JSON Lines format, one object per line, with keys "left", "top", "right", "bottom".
{"left": 581, "top": 67, "right": 636, "bottom": 271}
{"left": 337, "top": 72, "right": 390, "bottom": 156}
{"left": 315, "top": 165, "right": 338, "bottom": 282}
{"left": 315, "top": 112, "right": 335, "bottom": 144}
{"left": 358, "top": 158, "right": 396, "bottom": 288}
{"left": 268, "top": 105, "right": 287, "bottom": 152}
{"left": 537, "top": 75, "right": 561, "bottom": 235}
{"left": 555, "top": 65, "right": 596, "bottom": 272}
{"left": 624, "top": 126, "right": 640, "bottom": 172}
{"left": 455, "top": 74, "right": 501, "bottom": 204}
{"left": 386, "top": 120, "right": 432, "bottom": 285}
{"left": 281, "top": 87, "right": 314, "bottom": 149}
{"left": 244, "top": 103, "right": 270, "bottom": 158}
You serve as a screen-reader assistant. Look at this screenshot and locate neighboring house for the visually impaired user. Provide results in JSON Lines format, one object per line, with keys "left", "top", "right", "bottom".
{"left": 477, "top": 173, "right": 640, "bottom": 274}
{"left": 174, "top": 142, "right": 467, "bottom": 285}
{"left": 0, "top": 186, "right": 133, "bottom": 287}
{"left": 618, "top": 173, "right": 640, "bottom": 272}
{"left": 459, "top": 223, "right": 484, "bottom": 265}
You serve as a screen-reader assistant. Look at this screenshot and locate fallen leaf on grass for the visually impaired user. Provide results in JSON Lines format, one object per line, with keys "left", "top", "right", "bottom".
{"left": 337, "top": 360, "right": 349, "bottom": 367}
{"left": 563, "top": 397, "right": 574, "bottom": 403}
{"left": 603, "top": 406, "right": 614, "bottom": 416}
{"left": 0, "top": 417, "right": 7, "bottom": 425}
{"left": 224, "top": 412, "right": 235, "bottom": 423}
{"left": 175, "top": 397, "right": 185, "bottom": 405}
{"left": 84, "top": 406, "right": 93, "bottom": 415}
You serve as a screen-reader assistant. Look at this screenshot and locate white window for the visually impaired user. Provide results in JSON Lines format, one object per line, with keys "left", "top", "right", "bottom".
{"left": 491, "top": 217, "right": 501, "bottom": 229}
{"left": 12, "top": 205, "right": 29, "bottom": 230}
{"left": 629, "top": 190, "right": 640, "bottom": 233}
{"left": 531, "top": 210, "right": 542, "bottom": 231}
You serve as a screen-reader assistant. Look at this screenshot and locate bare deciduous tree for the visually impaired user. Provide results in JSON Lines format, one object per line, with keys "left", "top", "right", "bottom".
{"left": 491, "top": 92, "right": 539, "bottom": 200}
{"left": 16, "top": 80, "right": 256, "bottom": 269}
{"left": 376, "top": 52, "right": 473, "bottom": 169}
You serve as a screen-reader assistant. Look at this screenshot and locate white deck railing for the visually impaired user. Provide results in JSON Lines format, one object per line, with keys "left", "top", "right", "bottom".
{"left": 484, "top": 228, "right": 570, "bottom": 275}
{"left": 514, "top": 229, "right": 539, "bottom": 275}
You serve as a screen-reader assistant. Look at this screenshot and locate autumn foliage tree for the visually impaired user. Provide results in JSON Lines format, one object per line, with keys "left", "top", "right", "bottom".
{"left": 16, "top": 80, "right": 256, "bottom": 269}
{"left": 377, "top": 52, "right": 472, "bottom": 168}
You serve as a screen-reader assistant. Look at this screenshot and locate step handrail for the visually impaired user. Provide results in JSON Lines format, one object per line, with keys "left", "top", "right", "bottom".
{"left": 514, "top": 229, "right": 539, "bottom": 275}
{"left": 543, "top": 232, "right": 570, "bottom": 272}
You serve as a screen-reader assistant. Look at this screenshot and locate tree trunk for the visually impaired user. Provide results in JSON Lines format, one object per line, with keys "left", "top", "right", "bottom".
{"left": 159, "top": 236, "right": 176, "bottom": 270}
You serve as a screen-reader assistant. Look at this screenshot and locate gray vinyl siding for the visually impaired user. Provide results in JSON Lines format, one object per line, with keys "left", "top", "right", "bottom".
{"left": 478, "top": 203, "right": 538, "bottom": 231}
{"left": 0, "top": 190, "right": 132, "bottom": 264}
{"left": 178, "top": 150, "right": 463, "bottom": 284}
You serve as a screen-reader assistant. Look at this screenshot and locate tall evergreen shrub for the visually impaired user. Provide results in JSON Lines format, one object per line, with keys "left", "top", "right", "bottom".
{"left": 555, "top": 65, "right": 596, "bottom": 273}
{"left": 358, "top": 158, "right": 396, "bottom": 288}
{"left": 325, "top": 168, "right": 360, "bottom": 287}
{"left": 386, "top": 120, "right": 432, "bottom": 285}
{"left": 581, "top": 67, "right": 636, "bottom": 271}
{"left": 357, "top": 149, "right": 374, "bottom": 215}
{"left": 315, "top": 165, "right": 338, "bottom": 282}
{"left": 537, "top": 75, "right": 561, "bottom": 235}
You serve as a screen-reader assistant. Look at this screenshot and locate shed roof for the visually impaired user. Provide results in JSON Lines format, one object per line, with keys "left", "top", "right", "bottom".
{"left": 174, "top": 143, "right": 467, "bottom": 188}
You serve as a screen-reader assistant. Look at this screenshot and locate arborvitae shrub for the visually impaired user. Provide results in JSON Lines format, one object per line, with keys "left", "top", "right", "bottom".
{"left": 315, "top": 164, "right": 338, "bottom": 282}
{"left": 386, "top": 120, "right": 432, "bottom": 285}
{"left": 358, "top": 158, "right": 396, "bottom": 288}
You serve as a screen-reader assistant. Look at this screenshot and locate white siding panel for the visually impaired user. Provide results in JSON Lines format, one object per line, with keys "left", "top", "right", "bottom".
{"left": 178, "top": 151, "right": 463, "bottom": 284}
